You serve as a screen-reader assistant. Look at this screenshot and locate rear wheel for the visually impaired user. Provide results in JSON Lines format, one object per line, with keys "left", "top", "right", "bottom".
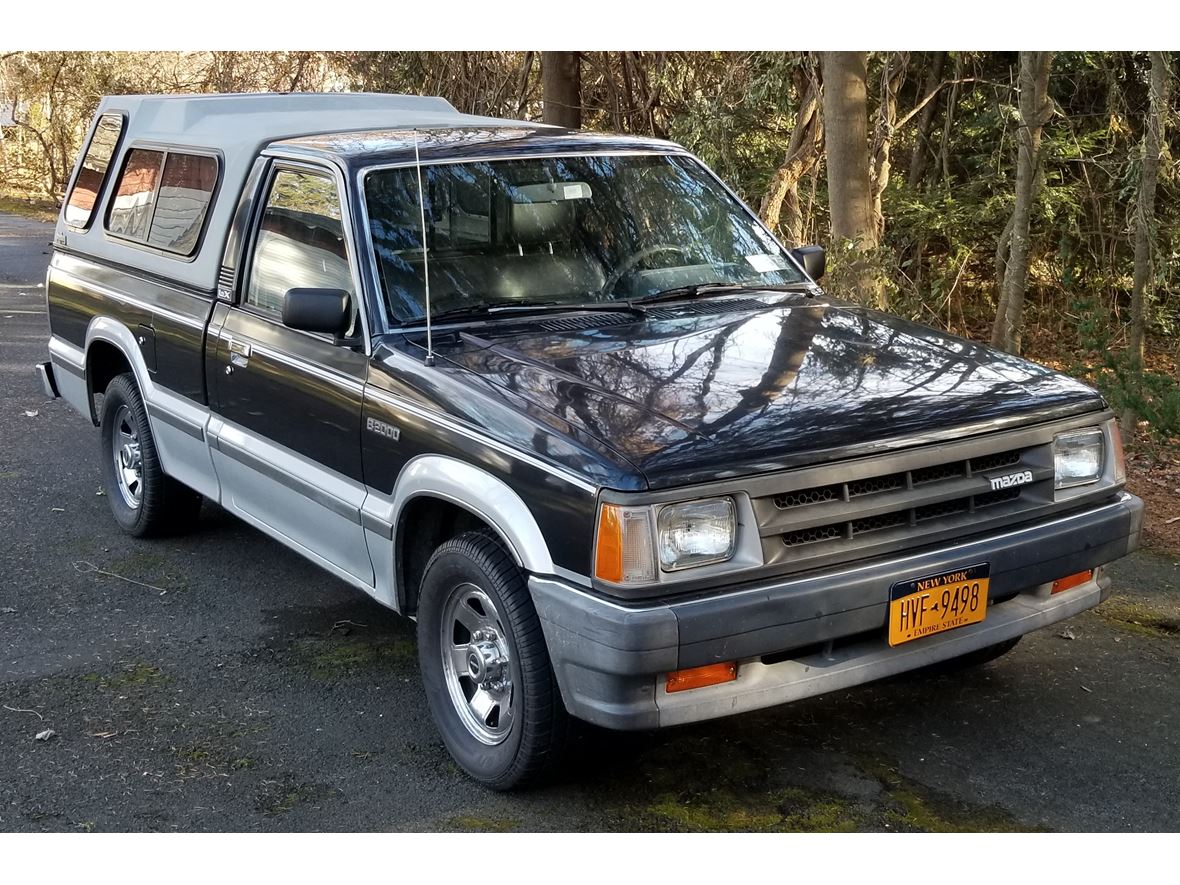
{"left": 99, "top": 374, "right": 202, "bottom": 537}
{"left": 417, "top": 530, "right": 570, "bottom": 790}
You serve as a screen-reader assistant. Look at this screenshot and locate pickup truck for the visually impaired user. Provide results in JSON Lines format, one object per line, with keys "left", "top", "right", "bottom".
{"left": 37, "top": 93, "right": 1144, "bottom": 789}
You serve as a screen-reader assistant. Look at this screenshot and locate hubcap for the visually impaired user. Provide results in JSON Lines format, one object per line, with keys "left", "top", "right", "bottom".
{"left": 440, "top": 583, "right": 514, "bottom": 745}
{"left": 111, "top": 405, "right": 143, "bottom": 509}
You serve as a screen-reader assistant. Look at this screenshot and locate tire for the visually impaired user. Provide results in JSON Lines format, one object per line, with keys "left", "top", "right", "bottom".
{"left": 923, "top": 636, "right": 1022, "bottom": 675}
{"left": 417, "top": 530, "right": 570, "bottom": 790}
{"left": 99, "top": 373, "right": 202, "bottom": 537}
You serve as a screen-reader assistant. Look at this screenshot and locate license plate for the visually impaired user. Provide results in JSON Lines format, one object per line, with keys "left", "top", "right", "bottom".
{"left": 888, "top": 563, "right": 990, "bottom": 646}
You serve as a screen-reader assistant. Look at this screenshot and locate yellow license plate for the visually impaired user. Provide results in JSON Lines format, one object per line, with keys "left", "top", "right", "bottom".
{"left": 888, "top": 563, "right": 989, "bottom": 646}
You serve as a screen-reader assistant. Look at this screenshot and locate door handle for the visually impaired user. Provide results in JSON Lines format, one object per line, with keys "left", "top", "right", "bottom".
{"left": 227, "top": 338, "right": 251, "bottom": 368}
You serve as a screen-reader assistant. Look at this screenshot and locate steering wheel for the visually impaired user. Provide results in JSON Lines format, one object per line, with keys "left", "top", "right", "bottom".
{"left": 601, "top": 244, "right": 690, "bottom": 296}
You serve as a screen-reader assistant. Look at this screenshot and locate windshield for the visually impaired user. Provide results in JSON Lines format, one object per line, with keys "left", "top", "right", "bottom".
{"left": 363, "top": 153, "right": 808, "bottom": 323}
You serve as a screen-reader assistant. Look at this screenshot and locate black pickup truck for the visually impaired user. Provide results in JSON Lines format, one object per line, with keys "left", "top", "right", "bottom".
{"left": 37, "top": 93, "right": 1143, "bottom": 789}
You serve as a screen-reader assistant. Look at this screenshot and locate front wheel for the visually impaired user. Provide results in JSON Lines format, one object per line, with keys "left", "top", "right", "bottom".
{"left": 417, "top": 530, "right": 570, "bottom": 789}
{"left": 99, "top": 374, "right": 202, "bottom": 537}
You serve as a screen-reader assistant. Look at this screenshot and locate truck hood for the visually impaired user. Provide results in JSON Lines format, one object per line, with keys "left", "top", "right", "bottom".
{"left": 437, "top": 297, "right": 1106, "bottom": 488}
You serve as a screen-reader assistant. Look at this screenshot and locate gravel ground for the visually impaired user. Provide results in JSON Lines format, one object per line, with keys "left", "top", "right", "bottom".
{"left": 2, "top": 213, "right": 1178, "bottom": 832}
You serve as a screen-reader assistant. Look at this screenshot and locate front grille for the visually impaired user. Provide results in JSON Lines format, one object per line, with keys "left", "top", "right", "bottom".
{"left": 752, "top": 438, "right": 1057, "bottom": 572}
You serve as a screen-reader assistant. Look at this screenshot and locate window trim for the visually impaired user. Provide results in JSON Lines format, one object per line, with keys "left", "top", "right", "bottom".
{"left": 102, "top": 141, "right": 223, "bottom": 261}
{"left": 63, "top": 111, "right": 127, "bottom": 233}
{"left": 237, "top": 158, "right": 370, "bottom": 355}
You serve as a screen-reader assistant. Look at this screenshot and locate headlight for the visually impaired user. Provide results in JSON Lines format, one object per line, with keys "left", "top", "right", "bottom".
{"left": 1053, "top": 428, "right": 1104, "bottom": 489}
{"left": 656, "top": 498, "right": 736, "bottom": 571}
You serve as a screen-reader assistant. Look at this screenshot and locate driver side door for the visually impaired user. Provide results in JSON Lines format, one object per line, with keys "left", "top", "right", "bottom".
{"left": 209, "top": 161, "right": 373, "bottom": 586}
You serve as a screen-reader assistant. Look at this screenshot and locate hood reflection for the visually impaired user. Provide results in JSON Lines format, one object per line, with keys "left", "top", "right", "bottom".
{"left": 424, "top": 299, "right": 1103, "bottom": 487}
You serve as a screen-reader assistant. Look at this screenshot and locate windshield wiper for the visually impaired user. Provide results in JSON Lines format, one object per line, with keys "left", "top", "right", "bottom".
{"left": 401, "top": 298, "right": 646, "bottom": 327}
{"left": 636, "top": 281, "right": 814, "bottom": 305}
{"left": 634, "top": 283, "right": 742, "bottom": 304}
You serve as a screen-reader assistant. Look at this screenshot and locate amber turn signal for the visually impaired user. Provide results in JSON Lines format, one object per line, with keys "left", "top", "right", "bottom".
{"left": 594, "top": 503, "right": 624, "bottom": 583}
{"left": 1052, "top": 570, "right": 1093, "bottom": 594}
{"left": 665, "top": 662, "right": 738, "bottom": 693}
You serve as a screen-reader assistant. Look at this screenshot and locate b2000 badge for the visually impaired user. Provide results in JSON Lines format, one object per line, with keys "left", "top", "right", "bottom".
{"left": 366, "top": 416, "right": 400, "bottom": 441}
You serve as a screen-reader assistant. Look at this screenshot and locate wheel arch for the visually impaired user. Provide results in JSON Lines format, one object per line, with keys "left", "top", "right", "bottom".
{"left": 83, "top": 317, "right": 152, "bottom": 425}
{"left": 388, "top": 455, "right": 556, "bottom": 615}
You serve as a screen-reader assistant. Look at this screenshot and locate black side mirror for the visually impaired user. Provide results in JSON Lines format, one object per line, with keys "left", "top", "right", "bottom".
{"left": 790, "top": 245, "right": 826, "bottom": 281}
{"left": 282, "top": 288, "right": 352, "bottom": 336}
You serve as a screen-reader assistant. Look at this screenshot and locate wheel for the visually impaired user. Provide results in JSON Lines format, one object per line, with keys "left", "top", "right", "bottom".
{"left": 99, "top": 373, "right": 202, "bottom": 537}
{"left": 923, "top": 636, "right": 1022, "bottom": 675}
{"left": 417, "top": 530, "right": 570, "bottom": 789}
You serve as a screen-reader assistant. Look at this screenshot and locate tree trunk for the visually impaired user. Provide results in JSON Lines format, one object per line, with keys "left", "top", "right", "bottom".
{"left": 1122, "top": 51, "right": 1171, "bottom": 432}
{"left": 870, "top": 52, "right": 909, "bottom": 239}
{"left": 907, "top": 52, "right": 946, "bottom": 187}
{"left": 939, "top": 54, "right": 964, "bottom": 185}
{"left": 541, "top": 52, "right": 581, "bottom": 129}
{"left": 990, "top": 51, "right": 1053, "bottom": 353}
{"left": 821, "top": 52, "right": 881, "bottom": 305}
{"left": 759, "top": 60, "right": 823, "bottom": 245}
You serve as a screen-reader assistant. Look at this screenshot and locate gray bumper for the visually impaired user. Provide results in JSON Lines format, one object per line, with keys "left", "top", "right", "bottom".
{"left": 531, "top": 492, "right": 1143, "bottom": 730}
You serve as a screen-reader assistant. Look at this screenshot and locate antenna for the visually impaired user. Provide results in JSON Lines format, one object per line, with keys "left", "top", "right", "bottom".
{"left": 413, "top": 129, "right": 434, "bottom": 366}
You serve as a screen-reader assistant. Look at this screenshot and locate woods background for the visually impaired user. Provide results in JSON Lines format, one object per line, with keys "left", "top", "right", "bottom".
{"left": 1, "top": 50, "right": 1177, "bottom": 454}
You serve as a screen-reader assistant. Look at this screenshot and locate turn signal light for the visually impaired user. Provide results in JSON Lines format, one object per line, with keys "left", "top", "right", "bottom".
{"left": 1052, "top": 570, "right": 1093, "bottom": 594}
{"left": 665, "top": 662, "right": 738, "bottom": 693}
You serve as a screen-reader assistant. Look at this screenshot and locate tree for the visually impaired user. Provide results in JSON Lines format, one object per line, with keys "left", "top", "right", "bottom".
{"left": 991, "top": 51, "right": 1054, "bottom": 353}
{"left": 1122, "top": 51, "right": 1172, "bottom": 432}
{"left": 542, "top": 52, "right": 581, "bottom": 128}
{"left": 759, "top": 55, "right": 824, "bottom": 245}
{"left": 821, "top": 51, "right": 880, "bottom": 305}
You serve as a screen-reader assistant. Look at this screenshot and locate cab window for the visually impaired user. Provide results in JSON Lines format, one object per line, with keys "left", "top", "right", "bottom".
{"left": 245, "top": 169, "right": 354, "bottom": 320}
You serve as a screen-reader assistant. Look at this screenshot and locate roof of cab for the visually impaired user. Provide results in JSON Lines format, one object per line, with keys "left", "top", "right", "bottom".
{"left": 270, "top": 126, "right": 683, "bottom": 169}
{"left": 58, "top": 93, "right": 547, "bottom": 293}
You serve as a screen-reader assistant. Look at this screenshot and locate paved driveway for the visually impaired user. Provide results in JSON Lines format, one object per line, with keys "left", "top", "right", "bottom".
{"left": 2, "top": 213, "right": 1178, "bottom": 831}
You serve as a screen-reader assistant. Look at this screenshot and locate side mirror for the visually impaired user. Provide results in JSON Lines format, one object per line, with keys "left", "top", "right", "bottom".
{"left": 282, "top": 288, "right": 352, "bottom": 336}
{"left": 790, "top": 245, "right": 826, "bottom": 281}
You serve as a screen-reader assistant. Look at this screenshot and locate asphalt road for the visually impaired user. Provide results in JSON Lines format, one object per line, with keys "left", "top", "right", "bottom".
{"left": 2, "top": 212, "right": 1179, "bottom": 832}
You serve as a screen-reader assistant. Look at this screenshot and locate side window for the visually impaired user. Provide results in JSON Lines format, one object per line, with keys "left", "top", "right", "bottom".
{"left": 148, "top": 153, "right": 219, "bottom": 254}
{"left": 105, "top": 147, "right": 219, "bottom": 257}
{"left": 107, "top": 148, "right": 164, "bottom": 241}
{"left": 64, "top": 113, "right": 124, "bottom": 228}
{"left": 246, "top": 170, "right": 353, "bottom": 318}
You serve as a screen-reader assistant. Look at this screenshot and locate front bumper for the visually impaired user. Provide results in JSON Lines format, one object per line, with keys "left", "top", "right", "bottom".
{"left": 531, "top": 491, "right": 1143, "bottom": 729}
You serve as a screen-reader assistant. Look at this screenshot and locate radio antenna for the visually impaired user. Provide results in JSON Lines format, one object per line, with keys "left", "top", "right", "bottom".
{"left": 413, "top": 129, "right": 434, "bottom": 366}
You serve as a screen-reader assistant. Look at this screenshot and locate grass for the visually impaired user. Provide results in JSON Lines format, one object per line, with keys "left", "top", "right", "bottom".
{"left": 0, "top": 193, "right": 58, "bottom": 223}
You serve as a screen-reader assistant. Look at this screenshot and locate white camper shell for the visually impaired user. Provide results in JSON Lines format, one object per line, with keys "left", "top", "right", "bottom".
{"left": 56, "top": 92, "right": 538, "bottom": 292}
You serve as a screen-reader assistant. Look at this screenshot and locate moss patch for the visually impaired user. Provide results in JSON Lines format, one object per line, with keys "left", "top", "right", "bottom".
{"left": 1094, "top": 599, "right": 1180, "bottom": 639}
{"left": 105, "top": 551, "right": 190, "bottom": 592}
{"left": 444, "top": 814, "right": 520, "bottom": 832}
{"left": 293, "top": 635, "right": 416, "bottom": 678}
{"left": 257, "top": 779, "right": 323, "bottom": 817}
{"left": 861, "top": 758, "right": 1043, "bottom": 832}
{"left": 81, "top": 662, "right": 167, "bottom": 691}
